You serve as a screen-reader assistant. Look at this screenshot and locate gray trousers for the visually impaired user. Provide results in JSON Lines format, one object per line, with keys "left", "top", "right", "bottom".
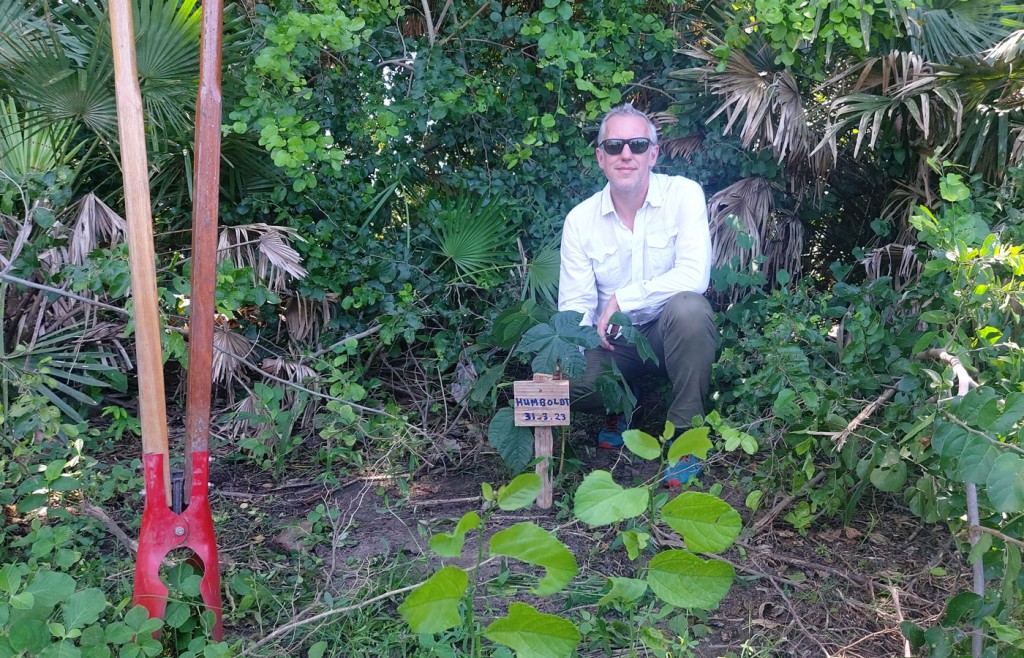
{"left": 569, "top": 292, "right": 718, "bottom": 430}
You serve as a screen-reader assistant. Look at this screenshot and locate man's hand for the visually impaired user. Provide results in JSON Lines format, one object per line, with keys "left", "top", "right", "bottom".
{"left": 596, "top": 295, "right": 621, "bottom": 351}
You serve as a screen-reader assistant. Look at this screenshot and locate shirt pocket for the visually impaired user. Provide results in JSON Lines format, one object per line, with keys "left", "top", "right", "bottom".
{"left": 647, "top": 225, "right": 678, "bottom": 276}
{"left": 590, "top": 245, "right": 623, "bottom": 290}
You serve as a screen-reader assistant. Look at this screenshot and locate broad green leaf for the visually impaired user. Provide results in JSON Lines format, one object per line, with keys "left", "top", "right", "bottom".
{"left": 772, "top": 389, "right": 801, "bottom": 422}
{"left": 489, "top": 523, "right": 577, "bottom": 595}
{"left": 958, "top": 434, "right": 1000, "bottom": 484}
{"left": 25, "top": 571, "right": 76, "bottom": 608}
{"left": 103, "top": 621, "right": 134, "bottom": 644}
{"left": 942, "top": 592, "right": 982, "bottom": 625}
{"left": 950, "top": 387, "right": 998, "bottom": 428}
{"left": 487, "top": 408, "right": 535, "bottom": 472}
{"left": 987, "top": 453, "right": 1024, "bottom": 513}
{"left": 483, "top": 602, "right": 580, "bottom": 658}
{"left": 0, "top": 564, "right": 23, "bottom": 595}
{"left": 308, "top": 640, "right": 328, "bottom": 658}
{"left": 573, "top": 471, "right": 648, "bottom": 526}
{"left": 164, "top": 601, "right": 191, "bottom": 629}
{"left": 429, "top": 511, "right": 481, "bottom": 558}
{"left": 62, "top": 588, "right": 106, "bottom": 630}
{"left": 9, "top": 619, "right": 48, "bottom": 653}
{"left": 647, "top": 550, "right": 734, "bottom": 610}
{"left": 398, "top": 566, "right": 468, "bottom": 634}
{"left": 497, "top": 473, "right": 541, "bottom": 511}
{"left": 939, "top": 173, "right": 970, "bottom": 202}
{"left": 621, "top": 530, "right": 649, "bottom": 560}
{"left": 991, "top": 392, "right": 1024, "bottom": 436}
{"left": 39, "top": 641, "right": 82, "bottom": 658}
{"left": 610, "top": 312, "right": 659, "bottom": 367}
{"left": 667, "top": 427, "right": 713, "bottom": 463}
{"left": 598, "top": 577, "right": 648, "bottom": 606}
{"left": 659, "top": 492, "right": 742, "bottom": 553}
{"left": 870, "top": 448, "right": 907, "bottom": 493}
{"left": 10, "top": 592, "right": 35, "bottom": 609}
{"left": 745, "top": 490, "right": 764, "bottom": 511}
{"left": 622, "top": 429, "right": 660, "bottom": 460}
{"left": 920, "top": 310, "right": 953, "bottom": 324}
{"left": 515, "top": 311, "right": 598, "bottom": 379}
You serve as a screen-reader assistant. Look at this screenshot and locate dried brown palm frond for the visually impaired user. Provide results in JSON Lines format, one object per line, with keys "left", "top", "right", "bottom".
{"left": 648, "top": 111, "right": 679, "bottom": 134}
{"left": 763, "top": 210, "right": 804, "bottom": 281}
{"left": 707, "top": 177, "right": 775, "bottom": 272}
{"left": 212, "top": 326, "right": 253, "bottom": 394}
{"left": 676, "top": 38, "right": 813, "bottom": 167}
{"left": 259, "top": 355, "right": 319, "bottom": 427}
{"left": 282, "top": 294, "right": 338, "bottom": 345}
{"left": 65, "top": 193, "right": 127, "bottom": 266}
{"left": 660, "top": 134, "right": 704, "bottom": 161}
{"left": 881, "top": 176, "right": 933, "bottom": 243}
{"left": 861, "top": 243, "right": 921, "bottom": 291}
{"left": 217, "top": 223, "right": 308, "bottom": 293}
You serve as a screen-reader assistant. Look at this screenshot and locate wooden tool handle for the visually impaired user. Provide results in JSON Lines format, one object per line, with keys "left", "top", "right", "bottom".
{"left": 109, "top": 0, "right": 170, "bottom": 504}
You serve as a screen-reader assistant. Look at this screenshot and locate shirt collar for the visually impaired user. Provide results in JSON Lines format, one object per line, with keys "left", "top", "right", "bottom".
{"left": 598, "top": 172, "right": 665, "bottom": 219}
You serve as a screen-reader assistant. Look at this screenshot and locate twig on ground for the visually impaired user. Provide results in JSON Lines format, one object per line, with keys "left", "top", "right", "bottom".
{"left": 410, "top": 495, "right": 482, "bottom": 509}
{"left": 239, "top": 583, "right": 421, "bottom": 656}
{"left": 80, "top": 498, "right": 138, "bottom": 553}
{"left": 888, "top": 585, "right": 912, "bottom": 658}
{"left": 749, "top": 471, "right": 825, "bottom": 537}
{"left": 767, "top": 572, "right": 832, "bottom": 656}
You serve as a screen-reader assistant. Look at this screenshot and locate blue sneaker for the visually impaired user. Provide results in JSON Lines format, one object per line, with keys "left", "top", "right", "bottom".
{"left": 597, "top": 413, "right": 627, "bottom": 449}
{"left": 663, "top": 455, "right": 703, "bottom": 487}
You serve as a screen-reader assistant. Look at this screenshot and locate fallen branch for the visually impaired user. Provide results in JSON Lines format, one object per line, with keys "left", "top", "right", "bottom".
{"left": 80, "top": 498, "right": 138, "bottom": 553}
{"left": 749, "top": 471, "right": 825, "bottom": 537}
{"left": 835, "top": 386, "right": 897, "bottom": 450}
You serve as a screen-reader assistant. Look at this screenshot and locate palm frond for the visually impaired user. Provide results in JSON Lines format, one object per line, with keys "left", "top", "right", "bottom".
{"left": 0, "top": 20, "right": 117, "bottom": 139}
{"left": 212, "top": 325, "right": 252, "bottom": 389}
{"left": 707, "top": 177, "right": 774, "bottom": 271}
{"left": 861, "top": 243, "right": 921, "bottom": 291}
{"left": 0, "top": 96, "right": 78, "bottom": 182}
{"left": 65, "top": 193, "right": 128, "bottom": 266}
{"left": 523, "top": 242, "right": 560, "bottom": 306}
{"left": 675, "top": 37, "right": 812, "bottom": 166}
{"left": 217, "top": 223, "right": 308, "bottom": 293}
{"left": 427, "top": 194, "right": 517, "bottom": 285}
{"left": 905, "top": 2, "right": 1015, "bottom": 64}
{"left": 283, "top": 294, "right": 337, "bottom": 345}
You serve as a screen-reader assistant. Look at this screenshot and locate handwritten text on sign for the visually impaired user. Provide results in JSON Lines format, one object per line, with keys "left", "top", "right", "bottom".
{"left": 513, "top": 379, "right": 570, "bottom": 427}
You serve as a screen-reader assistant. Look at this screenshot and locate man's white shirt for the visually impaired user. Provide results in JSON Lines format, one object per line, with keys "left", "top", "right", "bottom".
{"left": 558, "top": 172, "right": 711, "bottom": 327}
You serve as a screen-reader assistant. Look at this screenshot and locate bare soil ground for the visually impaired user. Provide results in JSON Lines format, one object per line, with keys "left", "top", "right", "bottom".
{"left": 204, "top": 417, "right": 970, "bottom": 658}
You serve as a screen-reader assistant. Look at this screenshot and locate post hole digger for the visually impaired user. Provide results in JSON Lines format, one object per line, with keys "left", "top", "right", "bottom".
{"left": 108, "top": 0, "right": 225, "bottom": 639}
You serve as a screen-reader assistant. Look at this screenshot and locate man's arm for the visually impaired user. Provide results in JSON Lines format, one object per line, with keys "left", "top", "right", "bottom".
{"left": 557, "top": 216, "right": 598, "bottom": 327}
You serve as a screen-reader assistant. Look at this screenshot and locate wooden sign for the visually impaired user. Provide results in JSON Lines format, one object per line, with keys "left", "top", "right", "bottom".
{"left": 512, "top": 375, "right": 569, "bottom": 509}
{"left": 513, "top": 379, "right": 570, "bottom": 427}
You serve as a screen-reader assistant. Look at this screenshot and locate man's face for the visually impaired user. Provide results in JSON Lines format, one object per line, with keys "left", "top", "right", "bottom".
{"left": 596, "top": 115, "right": 658, "bottom": 196}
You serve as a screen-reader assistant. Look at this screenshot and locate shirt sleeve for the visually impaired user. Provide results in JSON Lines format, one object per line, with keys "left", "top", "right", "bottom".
{"left": 615, "top": 180, "right": 711, "bottom": 315}
{"left": 557, "top": 214, "right": 598, "bottom": 327}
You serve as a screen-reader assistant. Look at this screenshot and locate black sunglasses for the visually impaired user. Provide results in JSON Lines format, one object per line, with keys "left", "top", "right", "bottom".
{"left": 599, "top": 138, "right": 653, "bottom": 155}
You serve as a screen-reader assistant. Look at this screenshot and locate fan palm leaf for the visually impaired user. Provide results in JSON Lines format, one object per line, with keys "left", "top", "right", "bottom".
{"left": 0, "top": 96, "right": 78, "bottom": 182}
{"left": 427, "top": 194, "right": 517, "bottom": 286}
{"left": 904, "top": 0, "right": 1015, "bottom": 64}
{"left": 523, "top": 242, "right": 560, "bottom": 305}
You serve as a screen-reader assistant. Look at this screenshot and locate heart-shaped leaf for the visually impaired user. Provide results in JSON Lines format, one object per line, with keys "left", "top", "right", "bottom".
{"left": 573, "top": 470, "right": 648, "bottom": 526}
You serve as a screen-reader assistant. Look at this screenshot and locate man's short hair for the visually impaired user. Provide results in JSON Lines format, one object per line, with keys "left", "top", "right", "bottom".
{"left": 597, "top": 103, "right": 658, "bottom": 145}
